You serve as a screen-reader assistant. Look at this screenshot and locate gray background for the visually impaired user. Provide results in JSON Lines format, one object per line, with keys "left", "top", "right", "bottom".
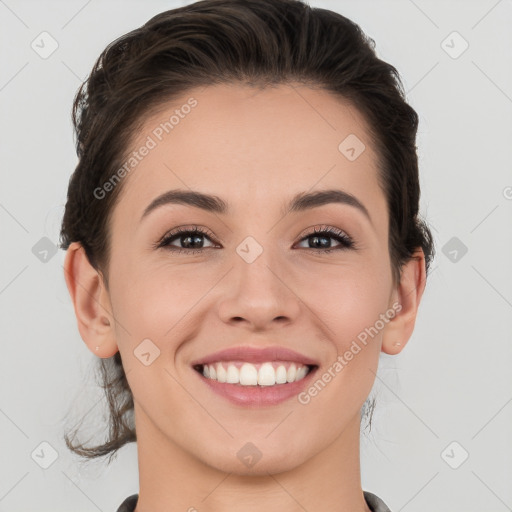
{"left": 1, "top": 0, "right": 511, "bottom": 511}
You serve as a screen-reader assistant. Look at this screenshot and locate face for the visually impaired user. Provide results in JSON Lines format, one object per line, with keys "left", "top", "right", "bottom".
{"left": 105, "top": 83, "right": 397, "bottom": 474}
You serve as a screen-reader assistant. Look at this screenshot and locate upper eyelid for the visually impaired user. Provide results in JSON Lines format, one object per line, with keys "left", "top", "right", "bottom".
{"left": 299, "top": 225, "right": 350, "bottom": 238}
{"left": 157, "top": 225, "right": 216, "bottom": 245}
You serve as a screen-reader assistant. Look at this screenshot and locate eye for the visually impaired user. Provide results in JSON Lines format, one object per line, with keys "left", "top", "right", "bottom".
{"left": 156, "top": 226, "right": 218, "bottom": 253}
{"left": 295, "top": 225, "right": 355, "bottom": 253}
{"left": 155, "top": 224, "right": 355, "bottom": 255}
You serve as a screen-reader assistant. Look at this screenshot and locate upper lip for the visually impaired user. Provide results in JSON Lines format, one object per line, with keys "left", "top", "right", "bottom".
{"left": 191, "top": 346, "right": 319, "bottom": 367}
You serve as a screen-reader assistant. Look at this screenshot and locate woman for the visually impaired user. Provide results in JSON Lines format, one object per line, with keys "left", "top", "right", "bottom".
{"left": 60, "top": 1, "right": 434, "bottom": 510}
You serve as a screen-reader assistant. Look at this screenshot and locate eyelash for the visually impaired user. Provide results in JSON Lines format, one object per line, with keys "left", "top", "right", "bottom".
{"left": 155, "top": 224, "right": 356, "bottom": 255}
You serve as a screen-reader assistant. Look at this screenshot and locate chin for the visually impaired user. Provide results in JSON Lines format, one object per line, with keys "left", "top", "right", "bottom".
{"left": 196, "top": 441, "right": 309, "bottom": 476}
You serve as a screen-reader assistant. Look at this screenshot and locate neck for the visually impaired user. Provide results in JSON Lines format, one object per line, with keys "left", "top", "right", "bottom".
{"left": 133, "top": 404, "right": 371, "bottom": 512}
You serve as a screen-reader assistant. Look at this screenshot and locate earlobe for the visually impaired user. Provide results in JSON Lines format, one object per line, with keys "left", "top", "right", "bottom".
{"left": 382, "top": 249, "right": 427, "bottom": 355}
{"left": 63, "top": 242, "right": 118, "bottom": 358}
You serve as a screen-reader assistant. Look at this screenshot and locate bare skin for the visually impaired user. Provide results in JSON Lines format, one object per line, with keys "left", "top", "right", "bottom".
{"left": 64, "top": 83, "right": 426, "bottom": 512}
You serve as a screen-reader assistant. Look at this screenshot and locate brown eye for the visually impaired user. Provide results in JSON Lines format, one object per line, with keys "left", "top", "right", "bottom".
{"left": 295, "top": 226, "right": 355, "bottom": 252}
{"left": 157, "top": 226, "right": 218, "bottom": 253}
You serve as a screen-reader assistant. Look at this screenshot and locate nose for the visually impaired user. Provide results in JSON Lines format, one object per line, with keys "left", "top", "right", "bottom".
{"left": 216, "top": 248, "right": 302, "bottom": 331}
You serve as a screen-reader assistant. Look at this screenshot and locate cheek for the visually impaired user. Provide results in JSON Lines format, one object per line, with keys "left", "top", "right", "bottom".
{"left": 108, "top": 263, "right": 207, "bottom": 409}
{"left": 109, "top": 260, "right": 218, "bottom": 347}
{"left": 303, "top": 257, "right": 392, "bottom": 341}
{"left": 295, "top": 266, "right": 391, "bottom": 423}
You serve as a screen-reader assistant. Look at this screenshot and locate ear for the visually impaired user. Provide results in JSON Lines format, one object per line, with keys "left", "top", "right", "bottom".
{"left": 382, "top": 249, "right": 427, "bottom": 355}
{"left": 63, "top": 242, "right": 118, "bottom": 358}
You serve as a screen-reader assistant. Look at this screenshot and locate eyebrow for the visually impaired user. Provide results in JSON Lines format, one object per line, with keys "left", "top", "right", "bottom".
{"left": 140, "top": 188, "right": 371, "bottom": 223}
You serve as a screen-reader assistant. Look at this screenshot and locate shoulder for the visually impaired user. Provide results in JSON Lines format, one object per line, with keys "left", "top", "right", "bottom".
{"left": 115, "top": 494, "right": 138, "bottom": 512}
{"left": 364, "top": 490, "right": 392, "bottom": 512}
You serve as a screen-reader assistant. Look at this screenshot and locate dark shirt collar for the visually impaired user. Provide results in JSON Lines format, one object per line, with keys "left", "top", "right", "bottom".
{"left": 116, "top": 491, "right": 392, "bottom": 512}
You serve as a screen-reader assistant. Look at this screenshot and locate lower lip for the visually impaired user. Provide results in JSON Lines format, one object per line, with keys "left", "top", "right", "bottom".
{"left": 194, "top": 366, "right": 318, "bottom": 406}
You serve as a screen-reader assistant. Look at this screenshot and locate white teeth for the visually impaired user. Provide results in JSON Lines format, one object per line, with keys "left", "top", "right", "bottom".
{"left": 275, "top": 365, "right": 287, "bottom": 384}
{"left": 216, "top": 363, "right": 227, "bottom": 383}
{"left": 286, "top": 363, "right": 297, "bottom": 382}
{"left": 200, "top": 361, "right": 312, "bottom": 386}
{"left": 239, "top": 363, "right": 258, "bottom": 385}
{"left": 226, "top": 365, "right": 239, "bottom": 384}
{"left": 258, "top": 362, "right": 276, "bottom": 386}
{"left": 296, "top": 365, "right": 308, "bottom": 380}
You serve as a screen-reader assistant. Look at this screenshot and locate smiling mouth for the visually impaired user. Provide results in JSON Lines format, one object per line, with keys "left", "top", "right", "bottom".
{"left": 193, "top": 361, "right": 318, "bottom": 387}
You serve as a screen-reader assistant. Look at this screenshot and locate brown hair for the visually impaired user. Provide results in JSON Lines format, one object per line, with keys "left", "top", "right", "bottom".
{"left": 60, "top": 0, "right": 434, "bottom": 462}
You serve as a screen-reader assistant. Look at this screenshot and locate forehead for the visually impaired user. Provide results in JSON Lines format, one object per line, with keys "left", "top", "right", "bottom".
{"left": 112, "top": 82, "right": 386, "bottom": 226}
